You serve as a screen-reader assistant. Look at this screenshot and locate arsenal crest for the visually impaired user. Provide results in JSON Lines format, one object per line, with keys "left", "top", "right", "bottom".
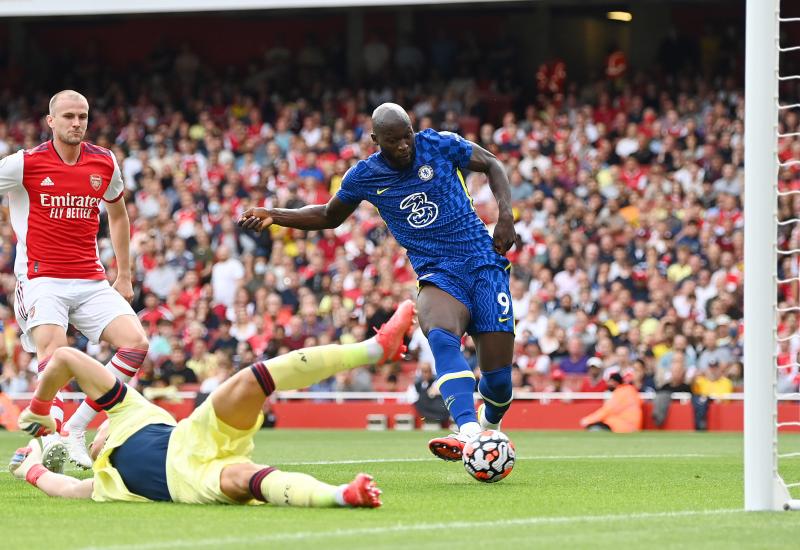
{"left": 89, "top": 174, "right": 102, "bottom": 191}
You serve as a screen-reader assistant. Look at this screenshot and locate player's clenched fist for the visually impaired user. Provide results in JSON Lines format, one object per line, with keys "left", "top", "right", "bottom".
{"left": 238, "top": 208, "right": 274, "bottom": 233}
{"left": 492, "top": 216, "right": 519, "bottom": 255}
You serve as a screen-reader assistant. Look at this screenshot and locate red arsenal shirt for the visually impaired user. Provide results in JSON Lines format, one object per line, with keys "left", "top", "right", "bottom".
{"left": 0, "top": 141, "right": 125, "bottom": 280}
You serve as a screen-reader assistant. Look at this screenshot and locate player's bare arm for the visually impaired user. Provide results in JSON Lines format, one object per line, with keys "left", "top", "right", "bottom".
{"left": 105, "top": 197, "right": 134, "bottom": 302}
{"left": 11, "top": 437, "right": 94, "bottom": 499}
{"left": 467, "top": 143, "right": 518, "bottom": 254}
{"left": 238, "top": 196, "right": 357, "bottom": 232}
{"left": 25, "top": 468, "right": 94, "bottom": 499}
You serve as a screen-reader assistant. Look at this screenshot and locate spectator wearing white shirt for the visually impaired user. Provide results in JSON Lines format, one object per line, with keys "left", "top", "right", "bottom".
{"left": 518, "top": 142, "right": 552, "bottom": 181}
{"left": 672, "top": 279, "right": 698, "bottom": 319}
{"left": 694, "top": 269, "right": 717, "bottom": 319}
{"left": 510, "top": 278, "right": 531, "bottom": 320}
{"left": 300, "top": 115, "right": 322, "bottom": 148}
{"left": 554, "top": 256, "right": 583, "bottom": 298}
{"left": 615, "top": 123, "right": 640, "bottom": 158}
{"left": 144, "top": 253, "right": 180, "bottom": 300}
{"left": 212, "top": 245, "right": 245, "bottom": 308}
{"left": 514, "top": 208, "right": 537, "bottom": 245}
{"left": 515, "top": 300, "right": 549, "bottom": 341}
{"left": 674, "top": 157, "right": 705, "bottom": 195}
{"left": 713, "top": 163, "right": 742, "bottom": 196}
{"left": 408, "top": 326, "right": 436, "bottom": 371}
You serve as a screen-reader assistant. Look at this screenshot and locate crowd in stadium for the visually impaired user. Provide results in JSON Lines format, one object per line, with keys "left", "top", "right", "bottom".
{"left": 0, "top": 28, "right": 783, "bottom": 411}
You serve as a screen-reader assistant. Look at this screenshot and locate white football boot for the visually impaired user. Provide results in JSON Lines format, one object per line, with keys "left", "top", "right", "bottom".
{"left": 9, "top": 437, "right": 67, "bottom": 477}
{"left": 63, "top": 428, "right": 93, "bottom": 470}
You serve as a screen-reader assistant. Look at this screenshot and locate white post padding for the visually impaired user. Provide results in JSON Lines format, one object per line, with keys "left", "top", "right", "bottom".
{"left": 744, "top": 0, "right": 788, "bottom": 511}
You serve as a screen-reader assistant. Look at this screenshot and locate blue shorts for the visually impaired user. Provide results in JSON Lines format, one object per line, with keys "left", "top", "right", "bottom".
{"left": 111, "top": 423, "right": 174, "bottom": 502}
{"left": 417, "top": 257, "right": 514, "bottom": 335}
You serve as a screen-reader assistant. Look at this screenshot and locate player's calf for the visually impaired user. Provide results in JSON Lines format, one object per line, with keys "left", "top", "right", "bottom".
{"left": 242, "top": 465, "right": 382, "bottom": 508}
{"left": 477, "top": 365, "right": 513, "bottom": 429}
{"left": 427, "top": 328, "right": 480, "bottom": 434}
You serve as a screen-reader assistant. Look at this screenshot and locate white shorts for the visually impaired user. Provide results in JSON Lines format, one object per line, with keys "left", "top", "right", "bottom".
{"left": 14, "top": 276, "right": 137, "bottom": 353}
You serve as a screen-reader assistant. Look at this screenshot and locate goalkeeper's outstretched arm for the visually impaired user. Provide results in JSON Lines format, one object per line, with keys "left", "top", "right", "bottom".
{"left": 30, "top": 471, "right": 94, "bottom": 499}
{"left": 13, "top": 442, "right": 94, "bottom": 499}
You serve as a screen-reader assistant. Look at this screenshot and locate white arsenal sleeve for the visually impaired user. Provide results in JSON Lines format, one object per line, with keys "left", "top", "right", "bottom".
{"left": 0, "top": 150, "right": 23, "bottom": 193}
{"left": 103, "top": 152, "right": 125, "bottom": 202}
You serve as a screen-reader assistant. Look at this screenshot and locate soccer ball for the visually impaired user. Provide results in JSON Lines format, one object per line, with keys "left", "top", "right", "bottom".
{"left": 462, "top": 430, "right": 515, "bottom": 483}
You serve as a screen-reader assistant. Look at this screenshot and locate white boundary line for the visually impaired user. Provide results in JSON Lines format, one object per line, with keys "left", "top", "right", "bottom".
{"left": 80, "top": 509, "right": 743, "bottom": 550}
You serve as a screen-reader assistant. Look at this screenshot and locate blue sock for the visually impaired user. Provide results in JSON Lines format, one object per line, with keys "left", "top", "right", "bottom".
{"left": 478, "top": 365, "right": 513, "bottom": 424}
{"left": 427, "top": 328, "right": 477, "bottom": 428}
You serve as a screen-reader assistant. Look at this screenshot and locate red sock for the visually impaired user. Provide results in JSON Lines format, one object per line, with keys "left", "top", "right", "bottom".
{"left": 110, "top": 348, "right": 147, "bottom": 381}
{"left": 29, "top": 397, "right": 52, "bottom": 416}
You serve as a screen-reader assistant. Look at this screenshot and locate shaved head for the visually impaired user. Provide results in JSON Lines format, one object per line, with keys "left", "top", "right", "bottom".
{"left": 371, "top": 103, "right": 411, "bottom": 132}
{"left": 49, "top": 90, "right": 88, "bottom": 116}
{"left": 371, "top": 103, "right": 415, "bottom": 169}
{"left": 47, "top": 89, "right": 89, "bottom": 148}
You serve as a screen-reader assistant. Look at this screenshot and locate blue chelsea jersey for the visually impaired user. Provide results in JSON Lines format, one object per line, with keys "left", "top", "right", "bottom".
{"left": 336, "top": 129, "right": 496, "bottom": 273}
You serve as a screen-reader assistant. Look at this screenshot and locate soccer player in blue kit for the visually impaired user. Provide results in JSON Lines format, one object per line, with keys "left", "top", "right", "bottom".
{"left": 239, "top": 103, "right": 518, "bottom": 462}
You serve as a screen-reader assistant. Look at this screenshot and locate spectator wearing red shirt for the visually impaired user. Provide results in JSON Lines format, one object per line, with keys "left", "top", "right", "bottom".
{"left": 137, "top": 292, "right": 175, "bottom": 336}
{"left": 580, "top": 357, "right": 608, "bottom": 392}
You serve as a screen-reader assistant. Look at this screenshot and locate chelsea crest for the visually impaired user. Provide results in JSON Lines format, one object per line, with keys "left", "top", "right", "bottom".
{"left": 418, "top": 165, "right": 434, "bottom": 181}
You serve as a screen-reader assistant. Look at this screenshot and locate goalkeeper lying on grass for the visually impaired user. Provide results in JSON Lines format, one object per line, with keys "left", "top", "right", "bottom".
{"left": 11, "top": 300, "right": 415, "bottom": 508}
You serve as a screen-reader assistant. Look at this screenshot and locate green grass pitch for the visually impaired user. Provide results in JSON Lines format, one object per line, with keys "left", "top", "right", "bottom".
{"left": 2, "top": 430, "right": 800, "bottom": 549}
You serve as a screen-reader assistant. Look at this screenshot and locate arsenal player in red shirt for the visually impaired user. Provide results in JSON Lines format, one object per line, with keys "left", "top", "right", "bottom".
{"left": 0, "top": 90, "right": 149, "bottom": 469}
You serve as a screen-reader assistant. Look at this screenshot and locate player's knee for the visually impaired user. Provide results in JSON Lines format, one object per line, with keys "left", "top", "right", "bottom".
{"left": 418, "top": 305, "right": 466, "bottom": 336}
{"left": 50, "top": 346, "right": 70, "bottom": 365}
{"left": 103, "top": 317, "right": 150, "bottom": 350}
{"left": 233, "top": 368, "right": 266, "bottom": 398}
{"left": 120, "top": 328, "right": 149, "bottom": 350}
{"left": 420, "top": 320, "right": 462, "bottom": 338}
{"left": 50, "top": 346, "right": 80, "bottom": 367}
{"left": 127, "top": 334, "right": 150, "bottom": 351}
{"left": 221, "top": 463, "right": 260, "bottom": 502}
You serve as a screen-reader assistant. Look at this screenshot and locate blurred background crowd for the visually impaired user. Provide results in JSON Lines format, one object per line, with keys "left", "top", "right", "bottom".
{"left": 0, "top": 2, "right": 795, "bottom": 415}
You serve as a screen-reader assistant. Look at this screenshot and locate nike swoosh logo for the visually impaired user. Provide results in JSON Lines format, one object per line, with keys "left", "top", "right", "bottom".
{"left": 498, "top": 317, "right": 511, "bottom": 323}
{"left": 377, "top": 188, "right": 390, "bottom": 195}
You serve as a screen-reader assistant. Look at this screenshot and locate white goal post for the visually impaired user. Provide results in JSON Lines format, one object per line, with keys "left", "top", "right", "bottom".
{"left": 744, "top": 0, "right": 799, "bottom": 511}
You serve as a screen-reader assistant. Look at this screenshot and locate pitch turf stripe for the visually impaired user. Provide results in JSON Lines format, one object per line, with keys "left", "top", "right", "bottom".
{"left": 0, "top": 453, "right": 724, "bottom": 476}
{"left": 80, "top": 509, "right": 743, "bottom": 549}
{"left": 277, "top": 452, "right": 722, "bottom": 466}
